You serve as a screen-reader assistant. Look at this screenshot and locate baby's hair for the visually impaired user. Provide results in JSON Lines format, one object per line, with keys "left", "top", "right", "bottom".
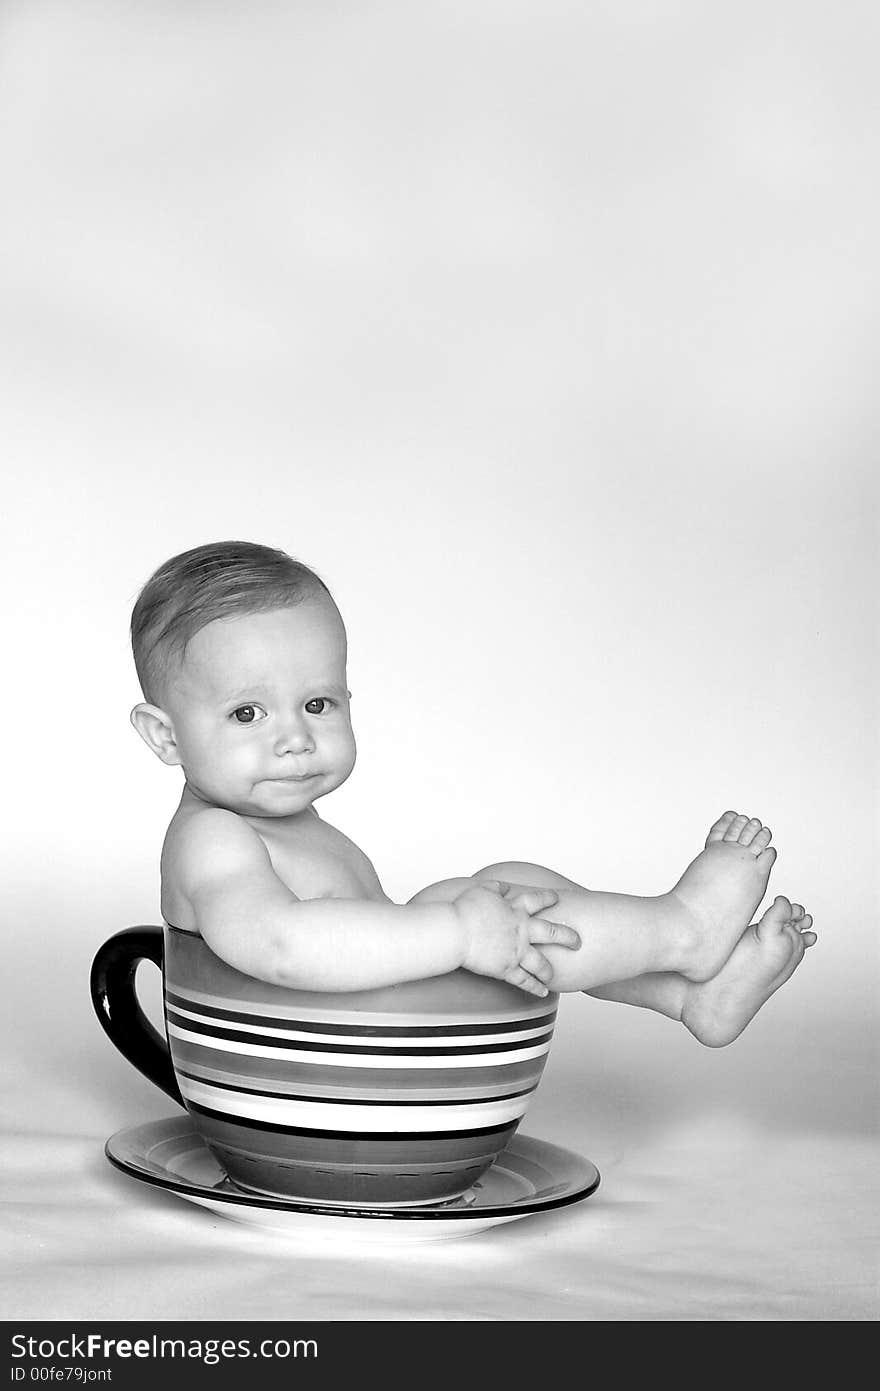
{"left": 131, "top": 540, "right": 335, "bottom": 706}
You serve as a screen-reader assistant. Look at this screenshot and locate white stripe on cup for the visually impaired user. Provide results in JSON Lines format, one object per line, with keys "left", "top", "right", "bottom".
{"left": 167, "top": 1021, "right": 552, "bottom": 1069}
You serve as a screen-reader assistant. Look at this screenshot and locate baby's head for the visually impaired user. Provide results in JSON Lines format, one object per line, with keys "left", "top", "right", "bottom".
{"left": 130, "top": 540, "right": 356, "bottom": 817}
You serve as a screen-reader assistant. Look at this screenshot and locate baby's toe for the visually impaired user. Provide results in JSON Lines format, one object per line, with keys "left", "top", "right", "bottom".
{"left": 723, "top": 813, "right": 750, "bottom": 843}
{"left": 755, "top": 845, "right": 777, "bottom": 876}
{"left": 706, "top": 811, "right": 738, "bottom": 844}
{"left": 755, "top": 895, "right": 791, "bottom": 941}
{"left": 739, "top": 817, "right": 764, "bottom": 846}
{"left": 749, "top": 825, "right": 773, "bottom": 854}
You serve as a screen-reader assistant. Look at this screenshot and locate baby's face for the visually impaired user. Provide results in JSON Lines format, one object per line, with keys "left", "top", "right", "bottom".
{"left": 164, "top": 599, "right": 356, "bottom": 818}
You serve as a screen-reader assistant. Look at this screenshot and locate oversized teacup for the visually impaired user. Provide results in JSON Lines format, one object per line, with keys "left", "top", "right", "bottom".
{"left": 91, "top": 925, "right": 557, "bottom": 1206}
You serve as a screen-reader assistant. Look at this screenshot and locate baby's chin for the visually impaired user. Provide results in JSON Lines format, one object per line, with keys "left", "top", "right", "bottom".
{"left": 249, "top": 772, "right": 342, "bottom": 814}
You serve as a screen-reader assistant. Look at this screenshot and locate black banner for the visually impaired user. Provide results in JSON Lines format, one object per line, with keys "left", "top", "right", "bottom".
{"left": 3, "top": 1323, "right": 559, "bottom": 1386}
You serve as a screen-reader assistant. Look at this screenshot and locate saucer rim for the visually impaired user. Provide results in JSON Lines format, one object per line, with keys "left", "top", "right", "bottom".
{"left": 105, "top": 1117, "right": 600, "bottom": 1223}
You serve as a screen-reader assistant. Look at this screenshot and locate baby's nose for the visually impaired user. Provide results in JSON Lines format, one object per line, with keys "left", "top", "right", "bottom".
{"left": 273, "top": 718, "right": 315, "bottom": 756}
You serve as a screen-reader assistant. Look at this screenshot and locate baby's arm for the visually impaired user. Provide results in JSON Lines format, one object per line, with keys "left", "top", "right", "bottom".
{"left": 174, "top": 810, "right": 578, "bottom": 995}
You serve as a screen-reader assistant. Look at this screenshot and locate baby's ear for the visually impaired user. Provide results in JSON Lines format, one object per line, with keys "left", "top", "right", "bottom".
{"left": 130, "top": 703, "right": 181, "bottom": 766}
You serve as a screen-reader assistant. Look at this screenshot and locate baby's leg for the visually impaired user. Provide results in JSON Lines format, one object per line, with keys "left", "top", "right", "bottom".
{"left": 466, "top": 860, "right": 685, "bottom": 993}
{"left": 464, "top": 864, "right": 704, "bottom": 1017}
{"left": 588, "top": 898, "right": 816, "bottom": 1045}
{"left": 464, "top": 857, "right": 815, "bottom": 1046}
{"left": 410, "top": 867, "right": 695, "bottom": 1004}
{"left": 462, "top": 812, "right": 777, "bottom": 989}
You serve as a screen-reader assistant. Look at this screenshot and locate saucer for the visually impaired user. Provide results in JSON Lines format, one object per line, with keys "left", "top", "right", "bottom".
{"left": 105, "top": 1116, "right": 600, "bottom": 1244}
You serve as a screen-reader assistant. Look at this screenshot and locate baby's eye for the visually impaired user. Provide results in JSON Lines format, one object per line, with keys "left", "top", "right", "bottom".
{"left": 230, "top": 705, "right": 266, "bottom": 724}
{"left": 304, "top": 698, "right": 333, "bottom": 715}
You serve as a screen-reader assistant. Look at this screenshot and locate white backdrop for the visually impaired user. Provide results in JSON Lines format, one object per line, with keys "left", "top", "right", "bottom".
{"left": 1, "top": 0, "right": 876, "bottom": 1321}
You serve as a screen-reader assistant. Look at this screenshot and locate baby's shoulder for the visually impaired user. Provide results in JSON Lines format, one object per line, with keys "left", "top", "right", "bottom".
{"left": 160, "top": 804, "right": 269, "bottom": 928}
{"left": 164, "top": 803, "right": 264, "bottom": 873}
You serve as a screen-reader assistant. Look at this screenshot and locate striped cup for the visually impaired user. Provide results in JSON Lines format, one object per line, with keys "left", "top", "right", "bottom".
{"left": 91, "top": 925, "right": 557, "bottom": 1206}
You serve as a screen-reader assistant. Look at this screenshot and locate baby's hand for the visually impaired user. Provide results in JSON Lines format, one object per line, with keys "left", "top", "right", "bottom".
{"left": 452, "top": 880, "right": 581, "bottom": 997}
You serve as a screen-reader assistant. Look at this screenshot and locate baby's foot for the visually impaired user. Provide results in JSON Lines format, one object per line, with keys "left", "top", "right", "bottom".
{"left": 668, "top": 811, "right": 778, "bottom": 981}
{"left": 680, "top": 897, "right": 816, "bottom": 1046}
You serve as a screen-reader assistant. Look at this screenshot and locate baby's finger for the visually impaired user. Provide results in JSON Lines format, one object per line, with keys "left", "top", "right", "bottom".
{"left": 520, "top": 947, "right": 554, "bottom": 985}
{"left": 479, "top": 879, "right": 511, "bottom": 897}
{"left": 528, "top": 915, "right": 581, "bottom": 951}
{"left": 504, "top": 964, "right": 550, "bottom": 998}
{"left": 510, "top": 887, "right": 559, "bottom": 916}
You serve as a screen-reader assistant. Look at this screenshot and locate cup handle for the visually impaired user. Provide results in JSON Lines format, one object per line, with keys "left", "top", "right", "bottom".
{"left": 90, "top": 926, "right": 183, "bottom": 1106}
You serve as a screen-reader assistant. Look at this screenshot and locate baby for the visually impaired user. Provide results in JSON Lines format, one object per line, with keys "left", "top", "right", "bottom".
{"left": 130, "top": 540, "right": 815, "bottom": 1047}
